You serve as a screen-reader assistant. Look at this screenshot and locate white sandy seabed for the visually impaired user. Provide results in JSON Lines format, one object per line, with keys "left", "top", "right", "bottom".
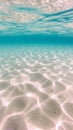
{"left": 0, "top": 45, "right": 73, "bottom": 130}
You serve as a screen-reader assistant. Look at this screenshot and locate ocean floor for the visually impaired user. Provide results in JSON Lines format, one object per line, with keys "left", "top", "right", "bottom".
{"left": 0, "top": 45, "right": 73, "bottom": 130}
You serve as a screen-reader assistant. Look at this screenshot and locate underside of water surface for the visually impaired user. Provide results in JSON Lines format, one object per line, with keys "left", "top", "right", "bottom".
{"left": 0, "top": 0, "right": 73, "bottom": 36}
{"left": 0, "top": 1, "right": 73, "bottom": 130}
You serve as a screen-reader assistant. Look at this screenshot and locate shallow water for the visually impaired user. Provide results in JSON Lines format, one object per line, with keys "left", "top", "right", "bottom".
{"left": 0, "top": 1, "right": 73, "bottom": 130}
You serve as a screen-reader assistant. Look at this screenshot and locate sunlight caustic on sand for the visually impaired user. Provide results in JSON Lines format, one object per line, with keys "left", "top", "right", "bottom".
{"left": 0, "top": 46, "right": 73, "bottom": 130}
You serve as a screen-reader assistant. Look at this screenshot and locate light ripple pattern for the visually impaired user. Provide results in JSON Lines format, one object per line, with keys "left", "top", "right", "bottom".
{"left": 0, "top": 45, "right": 73, "bottom": 130}
{"left": 0, "top": 0, "right": 73, "bottom": 36}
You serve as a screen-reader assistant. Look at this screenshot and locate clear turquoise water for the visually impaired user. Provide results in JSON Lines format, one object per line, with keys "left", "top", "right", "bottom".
{"left": 0, "top": 2, "right": 73, "bottom": 130}
{"left": 0, "top": 5, "right": 73, "bottom": 46}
